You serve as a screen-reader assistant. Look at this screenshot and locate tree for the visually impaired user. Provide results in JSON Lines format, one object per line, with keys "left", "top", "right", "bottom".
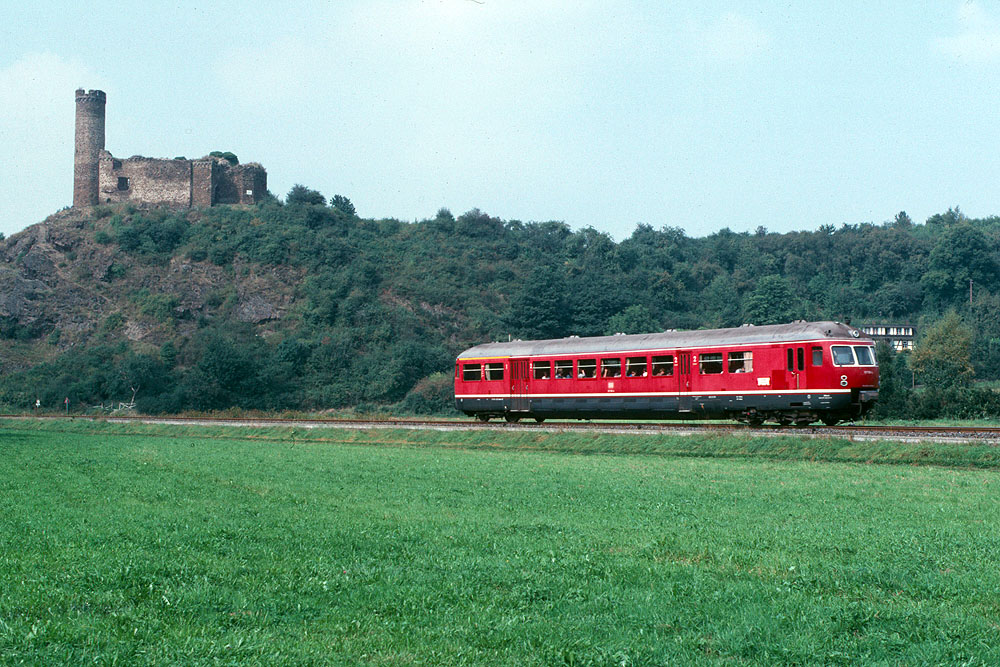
{"left": 923, "top": 224, "right": 999, "bottom": 300}
{"left": 111, "top": 353, "right": 170, "bottom": 408}
{"left": 742, "top": 275, "right": 799, "bottom": 325}
{"left": 890, "top": 211, "right": 913, "bottom": 228}
{"left": 909, "top": 311, "right": 974, "bottom": 389}
{"left": 926, "top": 206, "right": 965, "bottom": 226}
{"left": 605, "top": 305, "right": 660, "bottom": 335}
{"left": 567, "top": 271, "right": 627, "bottom": 337}
{"left": 330, "top": 195, "right": 356, "bottom": 216}
{"left": 183, "top": 331, "right": 261, "bottom": 409}
{"left": 503, "top": 266, "right": 569, "bottom": 340}
{"left": 286, "top": 184, "right": 326, "bottom": 207}
{"left": 868, "top": 342, "right": 911, "bottom": 418}
{"left": 701, "top": 274, "right": 743, "bottom": 327}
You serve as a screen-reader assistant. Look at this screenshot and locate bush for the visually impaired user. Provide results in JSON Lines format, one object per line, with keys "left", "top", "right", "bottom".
{"left": 134, "top": 289, "right": 180, "bottom": 322}
{"left": 392, "top": 373, "right": 456, "bottom": 415}
{"left": 286, "top": 184, "right": 326, "bottom": 207}
{"left": 209, "top": 151, "right": 239, "bottom": 165}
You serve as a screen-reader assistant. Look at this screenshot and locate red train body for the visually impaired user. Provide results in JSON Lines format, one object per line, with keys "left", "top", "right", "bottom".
{"left": 454, "top": 321, "right": 878, "bottom": 426}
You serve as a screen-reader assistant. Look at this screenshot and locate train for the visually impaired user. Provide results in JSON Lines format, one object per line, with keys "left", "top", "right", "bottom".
{"left": 454, "top": 321, "right": 879, "bottom": 426}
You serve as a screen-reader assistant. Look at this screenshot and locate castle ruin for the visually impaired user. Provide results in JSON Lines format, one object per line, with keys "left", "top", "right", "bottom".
{"left": 73, "top": 89, "right": 267, "bottom": 209}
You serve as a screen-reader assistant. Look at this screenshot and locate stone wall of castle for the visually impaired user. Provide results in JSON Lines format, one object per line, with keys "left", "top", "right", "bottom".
{"left": 74, "top": 89, "right": 267, "bottom": 209}
{"left": 98, "top": 155, "right": 194, "bottom": 206}
{"left": 192, "top": 160, "right": 214, "bottom": 208}
{"left": 94, "top": 153, "right": 268, "bottom": 207}
{"left": 215, "top": 163, "right": 268, "bottom": 206}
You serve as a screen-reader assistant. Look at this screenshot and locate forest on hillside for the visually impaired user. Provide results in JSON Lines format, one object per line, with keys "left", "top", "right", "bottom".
{"left": 1, "top": 186, "right": 998, "bottom": 419}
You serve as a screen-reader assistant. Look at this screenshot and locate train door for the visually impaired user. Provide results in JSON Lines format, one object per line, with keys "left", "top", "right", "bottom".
{"left": 677, "top": 351, "right": 692, "bottom": 412}
{"left": 795, "top": 346, "right": 808, "bottom": 388}
{"left": 787, "top": 346, "right": 805, "bottom": 389}
{"left": 775, "top": 346, "right": 807, "bottom": 390}
{"left": 509, "top": 358, "right": 530, "bottom": 413}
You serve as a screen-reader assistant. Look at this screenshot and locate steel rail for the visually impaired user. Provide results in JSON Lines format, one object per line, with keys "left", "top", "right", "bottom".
{"left": 3, "top": 414, "right": 1000, "bottom": 443}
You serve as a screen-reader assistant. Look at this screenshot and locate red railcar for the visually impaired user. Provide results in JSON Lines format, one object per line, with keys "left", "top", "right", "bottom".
{"left": 454, "top": 321, "right": 878, "bottom": 426}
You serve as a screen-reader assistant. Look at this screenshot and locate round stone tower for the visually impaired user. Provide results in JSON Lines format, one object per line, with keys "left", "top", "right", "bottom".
{"left": 73, "top": 88, "right": 106, "bottom": 208}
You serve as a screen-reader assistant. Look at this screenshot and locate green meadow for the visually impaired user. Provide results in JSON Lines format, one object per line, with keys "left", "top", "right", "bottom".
{"left": 2, "top": 420, "right": 999, "bottom": 665}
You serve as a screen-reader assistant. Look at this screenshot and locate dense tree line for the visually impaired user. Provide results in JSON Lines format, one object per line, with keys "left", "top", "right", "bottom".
{"left": 3, "top": 193, "right": 1000, "bottom": 418}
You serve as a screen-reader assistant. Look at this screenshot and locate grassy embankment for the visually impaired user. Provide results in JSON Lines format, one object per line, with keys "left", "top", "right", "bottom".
{"left": 2, "top": 419, "right": 999, "bottom": 664}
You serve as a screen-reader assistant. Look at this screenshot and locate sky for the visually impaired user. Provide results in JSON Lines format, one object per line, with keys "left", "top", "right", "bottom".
{"left": 2, "top": 1, "right": 999, "bottom": 241}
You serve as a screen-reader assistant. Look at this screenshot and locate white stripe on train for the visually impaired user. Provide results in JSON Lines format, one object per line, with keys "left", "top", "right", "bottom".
{"left": 456, "top": 389, "right": 852, "bottom": 399}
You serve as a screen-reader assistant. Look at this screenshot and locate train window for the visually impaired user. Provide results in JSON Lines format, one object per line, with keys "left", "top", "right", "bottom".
{"left": 626, "top": 357, "right": 647, "bottom": 377}
{"left": 812, "top": 347, "right": 823, "bottom": 366}
{"left": 462, "top": 363, "right": 482, "bottom": 381}
{"left": 797, "top": 347, "right": 805, "bottom": 371}
{"left": 854, "top": 346, "right": 876, "bottom": 366}
{"left": 532, "top": 361, "right": 552, "bottom": 379}
{"left": 728, "top": 351, "right": 753, "bottom": 373}
{"left": 831, "top": 346, "right": 856, "bottom": 366}
{"left": 651, "top": 355, "right": 674, "bottom": 376}
{"left": 787, "top": 348, "right": 794, "bottom": 371}
{"left": 485, "top": 362, "right": 505, "bottom": 380}
{"left": 699, "top": 353, "right": 723, "bottom": 374}
{"left": 600, "top": 358, "right": 621, "bottom": 378}
{"left": 554, "top": 360, "right": 573, "bottom": 379}
{"left": 577, "top": 359, "right": 597, "bottom": 378}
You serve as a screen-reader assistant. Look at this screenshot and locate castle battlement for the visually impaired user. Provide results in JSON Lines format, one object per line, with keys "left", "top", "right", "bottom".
{"left": 75, "top": 89, "right": 106, "bottom": 103}
{"left": 73, "top": 89, "right": 266, "bottom": 209}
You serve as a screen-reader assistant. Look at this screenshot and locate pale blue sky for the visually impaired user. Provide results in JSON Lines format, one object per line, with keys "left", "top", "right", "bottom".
{"left": 2, "top": 1, "right": 999, "bottom": 240}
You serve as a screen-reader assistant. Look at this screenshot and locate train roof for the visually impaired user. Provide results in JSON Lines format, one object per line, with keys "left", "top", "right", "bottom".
{"left": 457, "top": 321, "right": 871, "bottom": 359}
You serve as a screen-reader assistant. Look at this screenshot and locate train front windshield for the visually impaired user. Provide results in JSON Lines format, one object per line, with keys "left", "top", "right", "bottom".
{"left": 855, "top": 346, "right": 875, "bottom": 366}
{"left": 831, "top": 345, "right": 877, "bottom": 366}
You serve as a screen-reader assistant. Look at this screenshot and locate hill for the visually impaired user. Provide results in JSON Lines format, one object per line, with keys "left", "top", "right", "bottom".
{"left": 1, "top": 196, "right": 1000, "bottom": 415}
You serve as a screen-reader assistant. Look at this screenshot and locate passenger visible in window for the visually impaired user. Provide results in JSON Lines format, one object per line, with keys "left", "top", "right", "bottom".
{"left": 626, "top": 357, "right": 647, "bottom": 377}
{"left": 699, "top": 353, "right": 723, "bottom": 374}
{"left": 651, "top": 355, "right": 674, "bottom": 376}
{"left": 728, "top": 352, "right": 753, "bottom": 373}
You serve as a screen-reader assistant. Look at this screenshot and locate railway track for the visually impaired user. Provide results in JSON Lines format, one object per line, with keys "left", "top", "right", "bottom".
{"left": 3, "top": 414, "right": 1000, "bottom": 444}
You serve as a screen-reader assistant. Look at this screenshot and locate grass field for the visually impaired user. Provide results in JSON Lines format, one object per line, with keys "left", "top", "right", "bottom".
{"left": 2, "top": 420, "right": 999, "bottom": 664}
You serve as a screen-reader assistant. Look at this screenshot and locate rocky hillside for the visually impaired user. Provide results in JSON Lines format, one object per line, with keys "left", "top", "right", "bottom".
{"left": 2, "top": 197, "right": 1000, "bottom": 415}
{"left": 1, "top": 208, "right": 300, "bottom": 354}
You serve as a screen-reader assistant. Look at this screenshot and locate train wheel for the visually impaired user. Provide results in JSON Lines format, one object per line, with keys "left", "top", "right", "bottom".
{"left": 476, "top": 414, "right": 491, "bottom": 423}
{"left": 505, "top": 414, "right": 521, "bottom": 423}
{"left": 747, "top": 417, "right": 764, "bottom": 427}
{"left": 776, "top": 415, "right": 793, "bottom": 427}
{"left": 822, "top": 416, "right": 840, "bottom": 426}
{"left": 534, "top": 417, "right": 546, "bottom": 423}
